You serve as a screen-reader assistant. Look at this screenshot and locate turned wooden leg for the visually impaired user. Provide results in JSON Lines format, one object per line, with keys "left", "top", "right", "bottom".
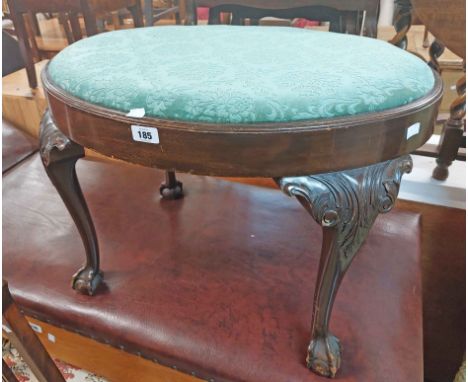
{"left": 276, "top": 155, "right": 413, "bottom": 378}
{"left": 160, "top": 170, "right": 184, "bottom": 200}
{"left": 433, "top": 75, "right": 466, "bottom": 181}
{"left": 39, "top": 110, "right": 102, "bottom": 295}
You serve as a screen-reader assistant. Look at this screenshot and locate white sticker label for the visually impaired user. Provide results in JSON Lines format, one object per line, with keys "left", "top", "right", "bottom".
{"left": 406, "top": 122, "right": 421, "bottom": 140}
{"left": 131, "top": 125, "right": 159, "bottom": 144}
{"left": 126, "top": 108, "right": 146, "bottom": 118}
{"left": 47, "top": 333, "right": 56, "bottom": 343}
{"left": 29, "top": 323, "right": 42, "bottom": 333}
{"left": 2, "top": 324, "right": 12, "bottom": 333}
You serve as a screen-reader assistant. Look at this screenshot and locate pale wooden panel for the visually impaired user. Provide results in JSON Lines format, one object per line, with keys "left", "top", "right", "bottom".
{"left": 18, "top": 317, "right": 201, "bottom": 382}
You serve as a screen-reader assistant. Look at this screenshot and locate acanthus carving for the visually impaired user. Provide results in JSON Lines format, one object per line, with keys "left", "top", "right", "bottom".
{"left": 39, "top": 109, "right": 83, "bottom": 167}
{"left": 278, "top": 155, "right": 412, "bottom": 270}
{"left": 276, "top": 155, "right": 413, "bottom": 377}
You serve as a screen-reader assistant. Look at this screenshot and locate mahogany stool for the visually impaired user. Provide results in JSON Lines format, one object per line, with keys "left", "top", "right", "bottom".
{"left": 38, "top": 25, "right": 442, "bottom": 377}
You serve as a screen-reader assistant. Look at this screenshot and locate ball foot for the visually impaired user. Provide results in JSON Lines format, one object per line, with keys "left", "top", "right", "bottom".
{"left": 307, "top": 334, "right": 341, "bottom": 378}
{"left": 72, "top": 266, "right": 103, "bottom": 296}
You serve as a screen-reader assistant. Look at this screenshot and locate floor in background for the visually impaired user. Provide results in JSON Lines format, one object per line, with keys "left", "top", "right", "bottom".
{"left": 400, "top": 154, "right": 466, "bottom": 209}
{"left": 3, "top": 340, "right": 109, "bottom": 382}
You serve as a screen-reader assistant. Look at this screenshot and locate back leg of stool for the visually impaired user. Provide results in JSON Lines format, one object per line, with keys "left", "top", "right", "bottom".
{"left": 160, "top": 171, "right": 184, "bottom": 200}
{"left": 39, "top": 109, "right": 102, "bottom": 296}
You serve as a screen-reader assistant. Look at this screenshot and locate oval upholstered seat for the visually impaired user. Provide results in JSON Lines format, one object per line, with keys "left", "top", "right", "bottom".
{"left": 48, "top": 25, "right": 435, "bottom": 124}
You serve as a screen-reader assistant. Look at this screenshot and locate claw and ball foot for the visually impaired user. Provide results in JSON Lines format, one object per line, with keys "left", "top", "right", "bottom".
{"left": 40, "top": 109, "right": 102, "bottom": 296}
{"left": 160, "top": 170, "right": 184, "bottom": 200}
{"left": 307, "top": 334, "right": 341, "bottom": 378}
{"left": 72, "top": 266, "right": 103, "bottom": 296}
{"left": 277, "top": 155, "right": 413, "bottom": 377}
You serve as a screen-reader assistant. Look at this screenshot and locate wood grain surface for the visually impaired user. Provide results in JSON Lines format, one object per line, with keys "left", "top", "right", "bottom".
{"left": 412, "top": 0, "right": 466, "bottom": 59}
{"left": 43, "top": 67, "right": 443, "bottom": 177}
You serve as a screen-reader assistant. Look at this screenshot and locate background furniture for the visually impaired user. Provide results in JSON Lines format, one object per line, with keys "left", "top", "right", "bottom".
{"left": 183, "top": 0, "right": 380, "bottom": 36}
{"left": 2, "top": 30, "right": 25, "bottom": 77}
{"left": 6, "top": 0, "right": 143, "bottom": 89}
{"left": 412, "top": 0, "right": 466, "bottom": 180}
{"left": 144, "top": 0, "right": 180, "bottom": 25}
{"left": 2, "top": 280, "right": 66, "bottom": 382}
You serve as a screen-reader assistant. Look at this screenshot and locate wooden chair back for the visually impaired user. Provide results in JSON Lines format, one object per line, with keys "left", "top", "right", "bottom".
{"left": 182, "top": 0, "right": 380, "bottom": 37}
{"left": 412, "top": 0, "right": 465, "bottom": 59}
{"left": 411, "top": 0, "right": 465, "bottom": 180}
{"left": 6, "top": 0, "right": 143, "bottom": 88}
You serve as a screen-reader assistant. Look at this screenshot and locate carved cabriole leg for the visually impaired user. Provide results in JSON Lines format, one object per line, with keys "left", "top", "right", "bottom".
{"left": 39, "top": 109, "right": 102, "bottom": 296}
{"left": 276, "top": 155, "right": 413, "bottom": 378}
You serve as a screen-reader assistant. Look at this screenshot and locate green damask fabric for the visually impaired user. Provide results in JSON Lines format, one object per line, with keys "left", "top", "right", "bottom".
{"left": 48, "top": 25, "right": 435, "bottom": 124}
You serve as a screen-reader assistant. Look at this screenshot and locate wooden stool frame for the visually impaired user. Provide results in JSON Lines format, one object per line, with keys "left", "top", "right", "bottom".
{"left": 39, "top": 60, "right": 442, "bottom": 377}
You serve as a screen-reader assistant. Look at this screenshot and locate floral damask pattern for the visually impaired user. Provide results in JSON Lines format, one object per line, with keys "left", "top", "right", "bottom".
{"left": 48, "top": 26, "right": 435, "bottom": 124}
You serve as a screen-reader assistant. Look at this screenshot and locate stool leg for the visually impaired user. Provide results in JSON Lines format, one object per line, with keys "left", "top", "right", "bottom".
{"left": 276, "top": 155, "right": 412, "bottom": 378}
{"left": 160, "top": 171, "right": 184, "bottom": 200}
{"left": 39, "top": 110, "right": 102, "bottom": 296}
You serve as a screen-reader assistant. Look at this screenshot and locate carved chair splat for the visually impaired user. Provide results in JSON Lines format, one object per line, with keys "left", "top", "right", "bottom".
{"left": 184, "top": 0, "right": 380, "bottom": 37}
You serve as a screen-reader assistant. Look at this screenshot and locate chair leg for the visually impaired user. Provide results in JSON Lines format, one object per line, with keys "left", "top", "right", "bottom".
{"left": 208, "top": 7, "right": 221, "bottom": 24}
{"left": 81, "top": 2, "right": 98, "bottom": 36}
{"left": 3, "top": 280, "right": 66, "bottom": 382}
{"left": 276, "top": 155, "right": 413, "bottom": 377}
{"left": 433, "top": 75, "right": 466, "bottom": 181}
{"left": 144, "top": 0, "right": 153, "bottom": 26}
{"left": 58, "top": 12, "right": 74, "bottom": 44}
{"left": 174, "top": 0, "right": 181, "bottom": 25}
{"left": 39, "top": 110, "right": 102, "bottom": 296}
{"left": 423, "top": 26, "right": 430, "bottom": 48}
{"left": 128, "top": 0, "right": 144, "bottom": 27}
{"left": 183, "top": 0, "right": 197, "bottom": 25}
{"left": 160, "top": 171, "right": 184, "bottom": 200}
{"left": 9, "top": 10, "right": 37, "bottom": 88}
{"left": 69, "top": 11, "right": 83, "bottom": 41}
{"left": 2, "top": 359, "right": 20, "bottom": 382}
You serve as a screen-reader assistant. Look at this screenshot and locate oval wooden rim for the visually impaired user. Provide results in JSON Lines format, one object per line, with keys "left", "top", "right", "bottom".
{"left": 42, "top": 64, "right": 443, "bottom": 135}
{"left": 42, "top": 63, "right": 444, "bottom": 177}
